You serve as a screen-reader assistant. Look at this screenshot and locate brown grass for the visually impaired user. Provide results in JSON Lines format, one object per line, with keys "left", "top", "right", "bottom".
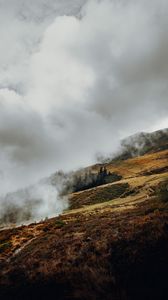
{"left": 0, "top": 149, "right": 168, "bottom": 299}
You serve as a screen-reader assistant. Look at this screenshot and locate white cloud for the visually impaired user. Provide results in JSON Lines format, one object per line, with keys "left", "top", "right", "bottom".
{"left": 28, "top": 16, "right": 95, "bottom": 113}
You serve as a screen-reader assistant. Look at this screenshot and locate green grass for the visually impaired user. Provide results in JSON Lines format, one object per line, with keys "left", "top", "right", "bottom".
{"left": 55, "top": 220, "right": 66, "bottom": 228}
{"left": 70, "top": 183, "right": 129, "bottom": 209}
{"left": 0, "top": 241, "right": 12, "bottom": 253}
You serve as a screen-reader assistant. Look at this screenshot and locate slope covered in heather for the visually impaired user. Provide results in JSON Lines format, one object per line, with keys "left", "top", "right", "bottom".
{"left": 0, "top": 130, "right": 168, "bottom": 300}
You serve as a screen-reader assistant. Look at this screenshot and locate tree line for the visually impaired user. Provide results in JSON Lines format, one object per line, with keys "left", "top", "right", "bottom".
{"left": 72, "top": 167, "right": 122, "bottom": 192}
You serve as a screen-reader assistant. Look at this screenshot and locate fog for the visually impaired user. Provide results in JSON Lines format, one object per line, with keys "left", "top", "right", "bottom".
{"left": 0, "top": 0, "right": 168, "bottom": 223}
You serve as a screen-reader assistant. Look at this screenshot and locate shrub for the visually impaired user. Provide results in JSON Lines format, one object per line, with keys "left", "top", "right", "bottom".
{"left": 0, "top": 241, "right": 12, "bottom": 253}
{"left": 55, "top": 220, "right": 66, "bottom": 228}
{"left": 157, "top": 180, "right": 168, "bottom": 203}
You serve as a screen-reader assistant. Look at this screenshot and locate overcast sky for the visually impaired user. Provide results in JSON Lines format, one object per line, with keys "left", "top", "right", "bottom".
{"left": 0, "top": 0, "right": 168, "bottom": 195}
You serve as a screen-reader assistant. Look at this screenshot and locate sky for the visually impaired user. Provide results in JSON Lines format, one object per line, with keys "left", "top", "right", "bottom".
{"left": 0, "top": 0, "right": 168, "bottom": 216}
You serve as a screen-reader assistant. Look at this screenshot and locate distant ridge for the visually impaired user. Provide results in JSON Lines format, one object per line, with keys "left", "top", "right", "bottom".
{"left": 115, "top": 128, "right": 168, "bottom": 161}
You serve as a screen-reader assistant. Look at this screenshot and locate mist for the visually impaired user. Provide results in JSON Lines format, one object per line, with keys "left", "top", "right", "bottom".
{"left": 0, "top": 0, "right": 168, "bottom": 224}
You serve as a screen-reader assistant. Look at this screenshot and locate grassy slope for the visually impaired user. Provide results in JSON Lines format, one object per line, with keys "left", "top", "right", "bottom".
{"left": 0, "top": 149, "right": 168, "bottom": 299}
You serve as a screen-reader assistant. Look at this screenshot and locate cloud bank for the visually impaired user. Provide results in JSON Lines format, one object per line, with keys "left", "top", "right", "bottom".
{"left": 0, "top": 0, "right": 168, "bottom": 222}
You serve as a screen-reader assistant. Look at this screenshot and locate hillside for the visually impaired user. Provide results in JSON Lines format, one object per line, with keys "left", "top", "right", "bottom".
{"left": 0, "top": 130, "right": 168, "bottom": 299}
{"left": 98, "top": 128, "right": 168, "bottom": 163}
{"left": 0, "top": 128, "right": 167, "bottom": 227}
